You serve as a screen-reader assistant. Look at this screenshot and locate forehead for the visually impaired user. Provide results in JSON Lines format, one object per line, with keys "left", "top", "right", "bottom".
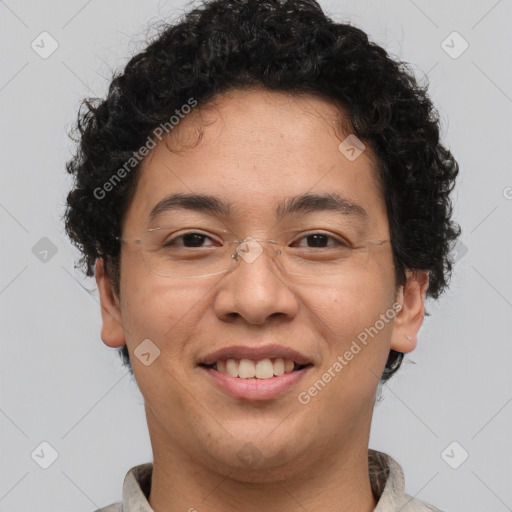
{"left": 122, "top": 88, "right": 386, "bottom": 232}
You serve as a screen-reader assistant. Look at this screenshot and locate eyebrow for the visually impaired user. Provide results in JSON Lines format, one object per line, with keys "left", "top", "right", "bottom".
{"left": 148, "top": 192, "right": 368, "bottom": 221}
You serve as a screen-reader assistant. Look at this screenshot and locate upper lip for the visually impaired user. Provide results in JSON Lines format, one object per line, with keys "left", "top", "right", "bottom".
{"left": 198, "top": 344, "right": 312, "bottom": 366}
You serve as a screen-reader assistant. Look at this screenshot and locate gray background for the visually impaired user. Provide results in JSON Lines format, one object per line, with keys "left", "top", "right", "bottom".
{"left": 1, "top": 0, "right": 511, "bottom": 510}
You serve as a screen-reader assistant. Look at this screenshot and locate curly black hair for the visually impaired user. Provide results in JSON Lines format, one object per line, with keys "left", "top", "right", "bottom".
{"left": 63, "top": 0, "right": 460, "bottom": 382}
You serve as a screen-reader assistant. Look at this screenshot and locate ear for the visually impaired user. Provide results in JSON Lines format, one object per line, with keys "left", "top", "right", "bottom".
{"left": 390, "top": 270, "right": 430, "bottom": 353}
{"left": 95, "top": 258, "right": 126, "bottom": 348}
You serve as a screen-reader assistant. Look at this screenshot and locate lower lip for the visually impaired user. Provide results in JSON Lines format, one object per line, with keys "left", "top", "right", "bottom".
{"left": 200, "top": 366, "right": 311, "bottom": 401}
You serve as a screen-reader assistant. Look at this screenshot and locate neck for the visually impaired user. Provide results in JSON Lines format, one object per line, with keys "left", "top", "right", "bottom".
{"left": 147, "top": 423, "right": 377, "bottom": 512}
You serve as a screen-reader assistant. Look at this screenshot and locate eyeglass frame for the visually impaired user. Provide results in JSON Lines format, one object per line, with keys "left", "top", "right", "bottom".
{"left": 115, "top": 226, "right": 391, "bottom": 279}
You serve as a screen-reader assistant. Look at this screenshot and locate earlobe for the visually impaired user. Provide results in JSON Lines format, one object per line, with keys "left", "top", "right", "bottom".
{"left": 95, "top": 258, "right": 126, "bottom": 348}
{"left": 390, "top": 271, "right": 429, "bottom": 354}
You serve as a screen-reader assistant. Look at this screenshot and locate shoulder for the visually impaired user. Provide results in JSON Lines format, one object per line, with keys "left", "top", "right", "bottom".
{"left": 400, "top": 495, "right": 445, "bottom": 511}
{"left": 369, "top": 449, "right": 445, "bottom": 512}
{"left": 91, "top": 462, "right": 153, "bottom": 512}
{"left": 93, "top": 504, "right": 122, "bottom": 512}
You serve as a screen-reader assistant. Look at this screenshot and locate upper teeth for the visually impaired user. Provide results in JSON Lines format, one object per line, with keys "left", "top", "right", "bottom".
{"left": 216, "top": 358, "right": 295, "bottom": 379}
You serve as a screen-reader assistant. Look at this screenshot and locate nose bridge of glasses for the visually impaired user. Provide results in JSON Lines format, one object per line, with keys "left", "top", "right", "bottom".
{"left": 232, "top": 236, "right": 281, "bottom": 265}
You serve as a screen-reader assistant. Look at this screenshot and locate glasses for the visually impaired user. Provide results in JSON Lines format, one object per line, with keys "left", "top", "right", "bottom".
{"left": 117, "top": 226, "right": 390, "bottom": 279}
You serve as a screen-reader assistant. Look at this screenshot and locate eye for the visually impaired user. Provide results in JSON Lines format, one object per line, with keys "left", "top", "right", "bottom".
{"left": 163, "top": 231, "right": 219, "bottom": 248}
{"left": 291, "top": 232, "right": 350, "bottom": 249}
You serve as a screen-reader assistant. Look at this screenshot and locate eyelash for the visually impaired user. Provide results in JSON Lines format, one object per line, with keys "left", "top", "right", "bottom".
{"left": 163, "top": 231, "right": 350, "bottom": 248}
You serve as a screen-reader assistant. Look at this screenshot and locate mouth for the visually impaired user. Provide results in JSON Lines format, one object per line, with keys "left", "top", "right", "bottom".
{"left": 197, "top": 345, "right": 313, "bottom": 401}
{"left": 199, "top": 358, "right": 312, "bottom": 379}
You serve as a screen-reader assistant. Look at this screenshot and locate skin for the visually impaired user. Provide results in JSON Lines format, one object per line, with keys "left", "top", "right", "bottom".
{"left": 96, "top": 87, "right": 429, "bottom": 512}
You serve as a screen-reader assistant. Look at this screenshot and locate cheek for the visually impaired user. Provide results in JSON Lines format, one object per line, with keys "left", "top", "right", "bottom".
{"left": 302, "top": 268, "right": 394, "bottom": 339}
{"left": 304, "top": 279, "right": 395, "bottom": 413}
{"left": 301, "top": 272, "right": 396, "bottom": 397}
{"left": 120, "top": 278, "right": 209, "bottom": 410}
{"left": 119, "top": 263, "right": 211, "bottom": 357}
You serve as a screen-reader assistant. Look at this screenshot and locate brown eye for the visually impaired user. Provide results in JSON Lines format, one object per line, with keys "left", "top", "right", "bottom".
{"left": 162, "top": 231, "right": 217, "bottom": 248}
{"left": 292, "top": 232, "right": 349, "bottom": 249}
{"left": 304, "top": 234, "right": 329, "bottom": 248}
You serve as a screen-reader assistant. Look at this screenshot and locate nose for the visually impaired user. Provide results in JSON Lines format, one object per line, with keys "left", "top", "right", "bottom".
{"left": 213, "top": 238, "right": 299, "bottom": 325}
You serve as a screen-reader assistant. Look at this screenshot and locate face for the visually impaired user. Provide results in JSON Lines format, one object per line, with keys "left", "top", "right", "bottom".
{"left": 97, "top": 87, "right": 427, "bottom": 480}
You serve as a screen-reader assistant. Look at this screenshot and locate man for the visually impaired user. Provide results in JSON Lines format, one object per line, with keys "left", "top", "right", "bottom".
{"left": 64, "top": 0, "right": 460, "bottom": 510}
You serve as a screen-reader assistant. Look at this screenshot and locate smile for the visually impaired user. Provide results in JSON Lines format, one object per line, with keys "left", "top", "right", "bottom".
{"left": 201, "top": 357, "right": 310, "bottom": 379}
{"left": 197, "top": 345, "right": 314, "bottom": 401}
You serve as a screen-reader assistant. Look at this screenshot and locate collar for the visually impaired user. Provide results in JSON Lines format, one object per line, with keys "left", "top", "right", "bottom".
{"left": 114, "top": 449, "right": 440, "bottom": 511}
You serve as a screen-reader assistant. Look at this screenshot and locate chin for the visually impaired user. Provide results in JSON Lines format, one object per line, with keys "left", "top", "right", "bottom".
{"left": 199, "top": 430, "right": 308, "bottom": 479}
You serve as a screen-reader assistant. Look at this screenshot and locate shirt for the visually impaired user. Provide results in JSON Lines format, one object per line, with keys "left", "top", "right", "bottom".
{"left": 96, "top": 449, "right": 444, "bottom": 511}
